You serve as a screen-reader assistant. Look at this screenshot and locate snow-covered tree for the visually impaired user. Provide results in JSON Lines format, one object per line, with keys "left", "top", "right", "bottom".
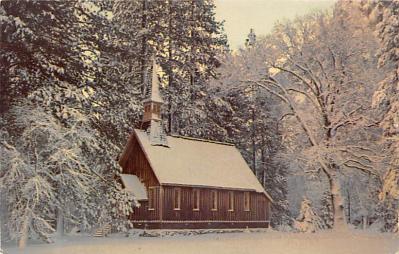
{"left": 0, "top": 0, "right": 103, "bottom": 114}
{"left": 376, "top": 167, "right": 399, "bottom": 232}
{"left": 375, "top": 197, "right": 399, "bottom": 233}
{"left": 85, "top": 0, "right": 228, "bottom": 150}
{"left": 112, "top": 0, "right": 227, "bottom": 134}
{"left": 294, "top": 197, "right": 326, "bottom": 233}
{"left": 1, "top": 1, "right": 228, "bottom": 248}
{"left": 0, "top": 97, "right": 134, "bottom": 248}
{"left": 245, "top": 8, "right": 388, "bottom": 230}
{"left": 361, "top": 0, "right": 399, "bottom": 233}
{"left": 320, "top": 191, "right": 333, "bottom": 229}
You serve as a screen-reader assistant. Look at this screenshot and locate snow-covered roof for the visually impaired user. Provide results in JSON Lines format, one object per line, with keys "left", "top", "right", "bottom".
{"left": 122, "top": 129, "right": 272, "bottom": 200}
{"left": 120, "top": 174, "right": 148, "bottom": 200}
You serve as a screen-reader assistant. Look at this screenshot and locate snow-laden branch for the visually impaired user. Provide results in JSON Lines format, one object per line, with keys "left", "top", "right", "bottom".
{"left": 286, "top": 57, "right": 323, "bottom": 95}
{"left": 244, "top": 79, "right": 320, "bottom": 149}
{"left": 271, "top": 64, "right": 320, "bottom": 100}
{"left": 341, "top": 161, "right": 379, "bottom": 177}
{"left": 286, "top": 87, "right": 323, "bottom": 114}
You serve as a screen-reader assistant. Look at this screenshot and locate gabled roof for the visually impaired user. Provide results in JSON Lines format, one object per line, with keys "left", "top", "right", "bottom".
{"left": 120, "top": 129, "right": 273, "bottom": 201}
{"left": 121, "top": 129, "right": 272, "bottom": 201}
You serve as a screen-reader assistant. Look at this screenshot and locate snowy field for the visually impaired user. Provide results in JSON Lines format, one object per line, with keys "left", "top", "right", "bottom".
{"left": 3, "top": 230, "right": 399, "bottom": 254}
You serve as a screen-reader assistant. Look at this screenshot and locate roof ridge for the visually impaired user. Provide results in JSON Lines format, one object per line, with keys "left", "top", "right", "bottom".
{"left": 169, "top": 134, "right": 235, "bottom": 146}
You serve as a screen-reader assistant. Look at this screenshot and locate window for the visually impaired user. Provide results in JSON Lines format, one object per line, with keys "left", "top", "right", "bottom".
{"left": 193, "top": 189, "right": 200, "bottom": 211}
{"left": 244, "top": 192, "right": 250, "bottom": 211}
{"left": 228, "top": 191, "right": 234, "bottom": 211}
{"left": 154, "top": 104, "right": 160, "bottom": 114}
{"left": 148, "top": 187, "right": 155, "bottom": 210}
{"left": 173, "top": 188, "right": 181, "bottom": 210}
{"left": 211, "top": 190, "right": 218, "bottom": 211}
{"left": 145, "top": 105, "right": 150, "bottom": 112}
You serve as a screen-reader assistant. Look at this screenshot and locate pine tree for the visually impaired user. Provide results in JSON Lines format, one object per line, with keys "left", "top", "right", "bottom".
{"left": 377, "top": 169, "right": 399, "bottom": 232}
{"left": 112, "top": 0, "right": 227, "bottom": 134}
{"left": 0, "top": 1, "right": 136, "bottom": 247}
{"left": 375, "top": 197, "right": 399, "bottom": 232}
{"left": 89, "top": 1, "right": 144, "bottom": 147}
{"left": 362, "top": 0, "right": 399, "bottom": 233}
{"left": 1, "top": 99, "right": 135, "bottom": 244}
{"left": 0, "top": 100, "right": 134, "bottom": 247}
{"left": 264, "top": 160, "right": 291, "bottom": 229}
{"left": 0, "top": 0, "right": 101, "bottom": 114}
{"left": 294, "top": 197, "right": 326, "bottom": 233}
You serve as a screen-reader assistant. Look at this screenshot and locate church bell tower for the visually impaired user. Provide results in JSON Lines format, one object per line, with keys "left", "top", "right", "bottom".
{"left": 141, "top": 58, "right": 168, "bottom": 146}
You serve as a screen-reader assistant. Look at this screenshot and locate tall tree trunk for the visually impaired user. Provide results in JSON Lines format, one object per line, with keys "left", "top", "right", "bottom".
{"left": 251, "top": 84, "right": 257, "bottom": 175}
{"left": 397, "top": 209, "right": 399, "bottom": 233}
{"left": 363, "top": 216, "right": 368, "bottom": 230}
{"left": 18, "top": 211, "right": 31, "bottom": 249}
{"left": 56, "top": 208, "right": 64, "bottom": 237}
{"left": 0, "top": 217, "right": 3, "bottom": 253}
{"left": 140, "top": 0, "right": 148, "bottom": 95}
{"left": 327, "top": 172, "right": 347, "bottom": 231}
{"left": 252, "top": 105, "right": 256, "bottom": 175}
{"left": 167, "top": 1, "right": 173, "bottom": 134}
{"left": 347, "top": 187, "right": 351, "bottom": 224}
{"left": 189, "top": 0, "right": 195, "bottom": 89}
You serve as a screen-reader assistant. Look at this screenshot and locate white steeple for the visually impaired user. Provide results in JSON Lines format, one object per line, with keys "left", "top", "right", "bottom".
{"left": 245, "top": 28, "right": 256, "bottom": 48}
{"left": 141, "top": 56, "right": 168, "bottom": 147}
{"left": 144, "top": 57, "right": 163, "bottom": 104}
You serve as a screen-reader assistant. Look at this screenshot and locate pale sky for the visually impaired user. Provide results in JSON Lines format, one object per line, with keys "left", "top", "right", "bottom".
{"left": 214, "top": 0, "right": 335, "bottom": 49}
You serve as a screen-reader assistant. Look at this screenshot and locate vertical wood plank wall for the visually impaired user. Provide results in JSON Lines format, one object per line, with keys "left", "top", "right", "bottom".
{"left": 130, "top": 186, "right": 269, "bottom": 223}
{"left": 161, "top": 186, "right": 269, "bottom": 222}
{"left": 123, "top": 136, "right": 159, "bottom": 187}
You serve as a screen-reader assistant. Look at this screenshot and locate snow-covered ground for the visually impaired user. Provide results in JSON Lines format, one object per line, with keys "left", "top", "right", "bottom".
{"left": 3, "top": 229, "right": 399, "bottom": 254}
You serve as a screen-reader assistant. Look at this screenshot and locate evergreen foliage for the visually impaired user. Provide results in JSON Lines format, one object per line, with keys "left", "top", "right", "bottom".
{"left": 294, "top": 197, "right": 326, "bottom": 233}
{"left": 362, "top": 0, "right": 399, "bottom": 233}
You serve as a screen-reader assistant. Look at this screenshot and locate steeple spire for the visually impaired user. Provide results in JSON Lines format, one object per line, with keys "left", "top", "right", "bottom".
{"left": 141, "top": 57, "right": 168, "bottom": 146}
{"left": 145, "top": 57, "right": 163, "bottom": 104}
{"left": 245, "top": 28, "right": 256, "bottom": 48}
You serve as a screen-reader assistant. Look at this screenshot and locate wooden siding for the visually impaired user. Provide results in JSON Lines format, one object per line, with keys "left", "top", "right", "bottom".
{"left": 129, "top": 186, "right": 161, "bottom": 221}
{"left": 122, "top": 135, "right": 159, "bottom": 187}
{"left": 130, "top": 185, "right": 270, "bottom": 227}
{"left": 161, "top": 186, "right": 269, "bottom": 222}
